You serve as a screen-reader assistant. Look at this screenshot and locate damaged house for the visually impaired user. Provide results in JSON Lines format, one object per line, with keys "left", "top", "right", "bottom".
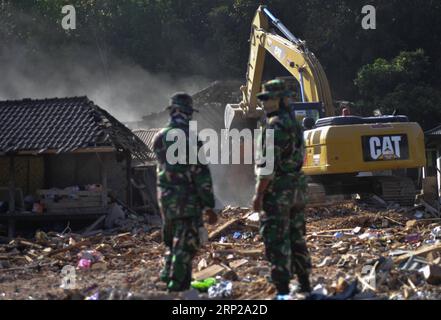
{"left": 0, "top": 97, "right": 150, "bottom": 237}
{"left": 132, "top": 128, "right": 161, "bottom": 216}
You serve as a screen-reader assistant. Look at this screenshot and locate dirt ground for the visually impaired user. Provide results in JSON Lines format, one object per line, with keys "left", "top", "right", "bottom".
{"left": 1, "top": 201, "right": 441, "bottom": 300}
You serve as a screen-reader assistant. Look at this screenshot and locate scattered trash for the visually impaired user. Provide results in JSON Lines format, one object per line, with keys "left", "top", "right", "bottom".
{"left": 359, "top": 231, "right": 380, "bottom": 240}
{"left": 242, "top": 232, "right": 254, "bottom": 240}
{"left": 78, "top": 259, "right": 92, "bottom": 270}
{"left": 233, "top": 232, "right": 242, "bottom": 240}
{"left": 420, "top": 265, "right": 441, "bottom": 285}
{"left": 247, "top": 212, "right": 260, "bottom": 222}
{"left": 311, "top": 284, "right": 328, "bottom": 296}
{"left": 414, "top": 211, "right": 424, "bottom": 219}
{"left": 400, "top": 256, "right": 429, "bottom": 271}
{"left": 208, "top": 281, "right": 233, "bottom": 299}
{"left": 432, "top": 227, "right": 441, "bottom": 239}
{"left": 219, "top": 236, "right": 228, "bottom": 244}
{"left": 191, "top": 278, "right": 217, "bottom": 292}
{"left": 405, "top": 233, "right": 422, "bottom": 244}
{"left": 316, "top": 257, "right": 333, "bottom": 268}
{"left": 335, "top": 277, "right": 349, "bottom": 294}
{"left": 197, "top": 258, "right": 208, "bottom": 271}
{"left": 2, "top": 201, "right": 441, "bottom": 300}
{"left": 35, "top": 231, "right": 49, "bottom": 244}
{"left": 334, "top": 232, "right": 344, "bottom": 239}
{"left": 406, "top": 220, "right": 418, "bottom": 229}
{"left": 85, "top": 291, "right": 100, "bottom": 300}
{"left": 77, "top": 250, "right": 104, "bottom": 269}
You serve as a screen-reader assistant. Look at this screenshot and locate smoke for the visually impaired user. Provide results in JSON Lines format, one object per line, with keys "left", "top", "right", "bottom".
{"left": 0, "top": 42, "right": 209, "bottom": 122}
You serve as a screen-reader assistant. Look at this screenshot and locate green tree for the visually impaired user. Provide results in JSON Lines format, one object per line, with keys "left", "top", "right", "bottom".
{"left": 355, "top": 49, "right": 441, "bottom": 130}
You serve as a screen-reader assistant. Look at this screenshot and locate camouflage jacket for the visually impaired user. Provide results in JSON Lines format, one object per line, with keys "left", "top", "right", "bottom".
{"left": 255, "top": 107, "right": 305, "bottom": 190}
{"left": 153, "top": 121, "right": 215, "bottom": 219}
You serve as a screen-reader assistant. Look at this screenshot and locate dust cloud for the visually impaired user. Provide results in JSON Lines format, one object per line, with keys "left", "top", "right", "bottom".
{"left": 0, "top": 43, "right": 209, "bottom": 122}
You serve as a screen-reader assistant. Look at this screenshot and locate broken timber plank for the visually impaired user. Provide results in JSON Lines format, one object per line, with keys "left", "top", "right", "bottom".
{"left": 47, "top": 239, "right": 91, "bottom": 257}
{"left": 193, "top": 264, "right": 226, "bottom": 281}
{"left": 81, "top": 216, "right": 106, "bottom": 236}
{"left": 18, "top": 240, "right": 43, "bottom": 250}
{"left": 229, "top": 259, "right": 249, "bottom": 269}
{"left": 208, "top": 218, "right": 241, "bottom": 241}
{"left": 216, "top": 248, "right": 264, "bottom": 257}
{"left": 394, "top": 243, "right": 441, "bottom": 263}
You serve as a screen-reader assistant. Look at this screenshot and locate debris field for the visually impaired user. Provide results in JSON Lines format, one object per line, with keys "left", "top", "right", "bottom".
{"left": 1, "top": 200, "right": 441, "bottom": 300}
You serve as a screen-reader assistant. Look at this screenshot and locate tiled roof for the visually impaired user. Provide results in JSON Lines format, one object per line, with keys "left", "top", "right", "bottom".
{"left": 133, "top": 128, "right": 161, "bottom": 164}
{"left": 0, "top": 96, "right": 149, "bottom": 161}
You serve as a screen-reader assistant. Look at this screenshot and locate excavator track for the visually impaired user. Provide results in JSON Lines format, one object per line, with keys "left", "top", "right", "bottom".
{"left": 371, "top": 176, "right": 417, "bottom": 207}
{"left": 306, "top": 183, "right": 347, "bottom": 207}
{"left": 305, "top": 176, "right": 417, "bottom": 207}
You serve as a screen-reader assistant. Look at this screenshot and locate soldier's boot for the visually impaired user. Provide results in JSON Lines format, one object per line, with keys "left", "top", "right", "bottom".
{"left": 297, "top": 274, "right": 311, "bottom": 293}
{"left": 167, "top": 258, "right": 192, "bottom": 292}
{"left": 160, "top": 255, "right": 172, "bottom": 283}
{"left": 275, "top": 283, "right": 290, "bottom": 296}
{"left": 167, "top": 280, "right": 185, "bottom": 292}
{"left": 167, "top": 274, "right": 191, "bottom": 292}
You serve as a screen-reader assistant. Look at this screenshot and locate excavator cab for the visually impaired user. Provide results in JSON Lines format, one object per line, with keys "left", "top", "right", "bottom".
{"left": 289, "top": 102, "right": 323, "bottom": 125}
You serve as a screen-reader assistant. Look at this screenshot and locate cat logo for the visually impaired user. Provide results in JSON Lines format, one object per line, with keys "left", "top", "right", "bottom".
{"left": 362, "top": 135, "right": 409, "bottom": 162}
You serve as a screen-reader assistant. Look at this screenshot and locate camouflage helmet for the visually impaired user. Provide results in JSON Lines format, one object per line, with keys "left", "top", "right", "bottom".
{"left": 167, "top": 92, "right": 198, "bottom": 114}
{"left": 256, "top": 79, "right": 293, "bottom": 101}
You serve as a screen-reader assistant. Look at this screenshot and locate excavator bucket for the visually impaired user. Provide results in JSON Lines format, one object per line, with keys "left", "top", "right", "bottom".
{"left": 224, "top": 104, "right": 260, "bottom": 131}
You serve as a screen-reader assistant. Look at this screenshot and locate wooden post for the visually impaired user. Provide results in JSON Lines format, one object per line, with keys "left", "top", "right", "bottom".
{"left": 437, "top": 148, "right": 441, "bottom": 199}
{"left": 8, "top": 156, "right": 15, "bottom": 214}
{"left": 126, "top": 152, "right": 133, "bottom": 209}
{"left": 101, "top": 154, "right": 108, "bottom": 207}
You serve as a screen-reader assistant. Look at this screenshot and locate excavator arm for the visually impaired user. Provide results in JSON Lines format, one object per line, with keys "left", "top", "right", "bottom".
{"left": 225, "top": 6, "right": 334, "bottom": 130}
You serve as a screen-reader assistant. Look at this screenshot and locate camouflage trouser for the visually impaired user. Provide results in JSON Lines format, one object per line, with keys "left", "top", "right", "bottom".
{"left": 260, "top": 187, "right": 312, "bottom": 293}
{"left": 161, "top": 217, "right": 200, "bottom": 291}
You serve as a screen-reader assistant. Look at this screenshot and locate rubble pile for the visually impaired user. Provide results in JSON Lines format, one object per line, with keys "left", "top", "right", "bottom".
{"left": 1, "top": 201, "right": 441, "bottom": 300}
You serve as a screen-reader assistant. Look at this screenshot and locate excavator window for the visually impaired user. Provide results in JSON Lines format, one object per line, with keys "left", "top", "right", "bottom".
{"left": 288, "top": 102, "right": 324, "bottom": 124}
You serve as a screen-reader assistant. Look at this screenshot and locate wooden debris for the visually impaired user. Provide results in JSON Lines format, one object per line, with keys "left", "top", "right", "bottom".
{"left": 356, "top": 273, "right": 377, "bottom": 292}
{"left": 208, "top": 218, "right": 241, "bottom": 240}
{"left": 421, "top": 265, "right": 441, "bottom": 285}
{"left": 229, "top": 259, "right": 249, "bottom": 269}
{"left": 18, "top": 240, "right": 43, "bottom": 250}
{"left": 82, "top": 216, "right": 106, "bottom": 236}
{"left": 47, "top": 239, "right": 91, "bottom": 257}
{"left": 193, "top": 264, "right": 226, "bottom": 281}
{"left": 394, "top": 243, "right": 441, "bottom": 263}
{"left": 384, "top": 216, "right": 405, "bottom": 226}
{"left": 216, "top": 248, "right": 263, "bottom": 258}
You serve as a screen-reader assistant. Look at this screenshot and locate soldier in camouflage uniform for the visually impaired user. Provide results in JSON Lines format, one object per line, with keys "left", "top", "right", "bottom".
{"left": 252, "top": 79, "right": 312, "bottom": 296}
{"left": 153, "top": 93, "right": 218, "bottom": 292}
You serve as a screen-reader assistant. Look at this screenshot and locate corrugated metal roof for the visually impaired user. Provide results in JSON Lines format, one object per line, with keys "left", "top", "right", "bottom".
{"left": 133, "top": 128, "right": 160, "bottom": 163}
{"left": 0, "top": 96, "right": 150, "bottom": 161}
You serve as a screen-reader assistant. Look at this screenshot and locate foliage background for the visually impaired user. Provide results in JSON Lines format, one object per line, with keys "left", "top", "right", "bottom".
{"left": 0, "top": 0, "right": 440, "bottom": 127}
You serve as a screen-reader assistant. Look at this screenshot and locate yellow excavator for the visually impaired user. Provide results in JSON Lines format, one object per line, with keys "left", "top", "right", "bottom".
{"left": 225, "top": 5, "right": 426, "bottom": 206}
